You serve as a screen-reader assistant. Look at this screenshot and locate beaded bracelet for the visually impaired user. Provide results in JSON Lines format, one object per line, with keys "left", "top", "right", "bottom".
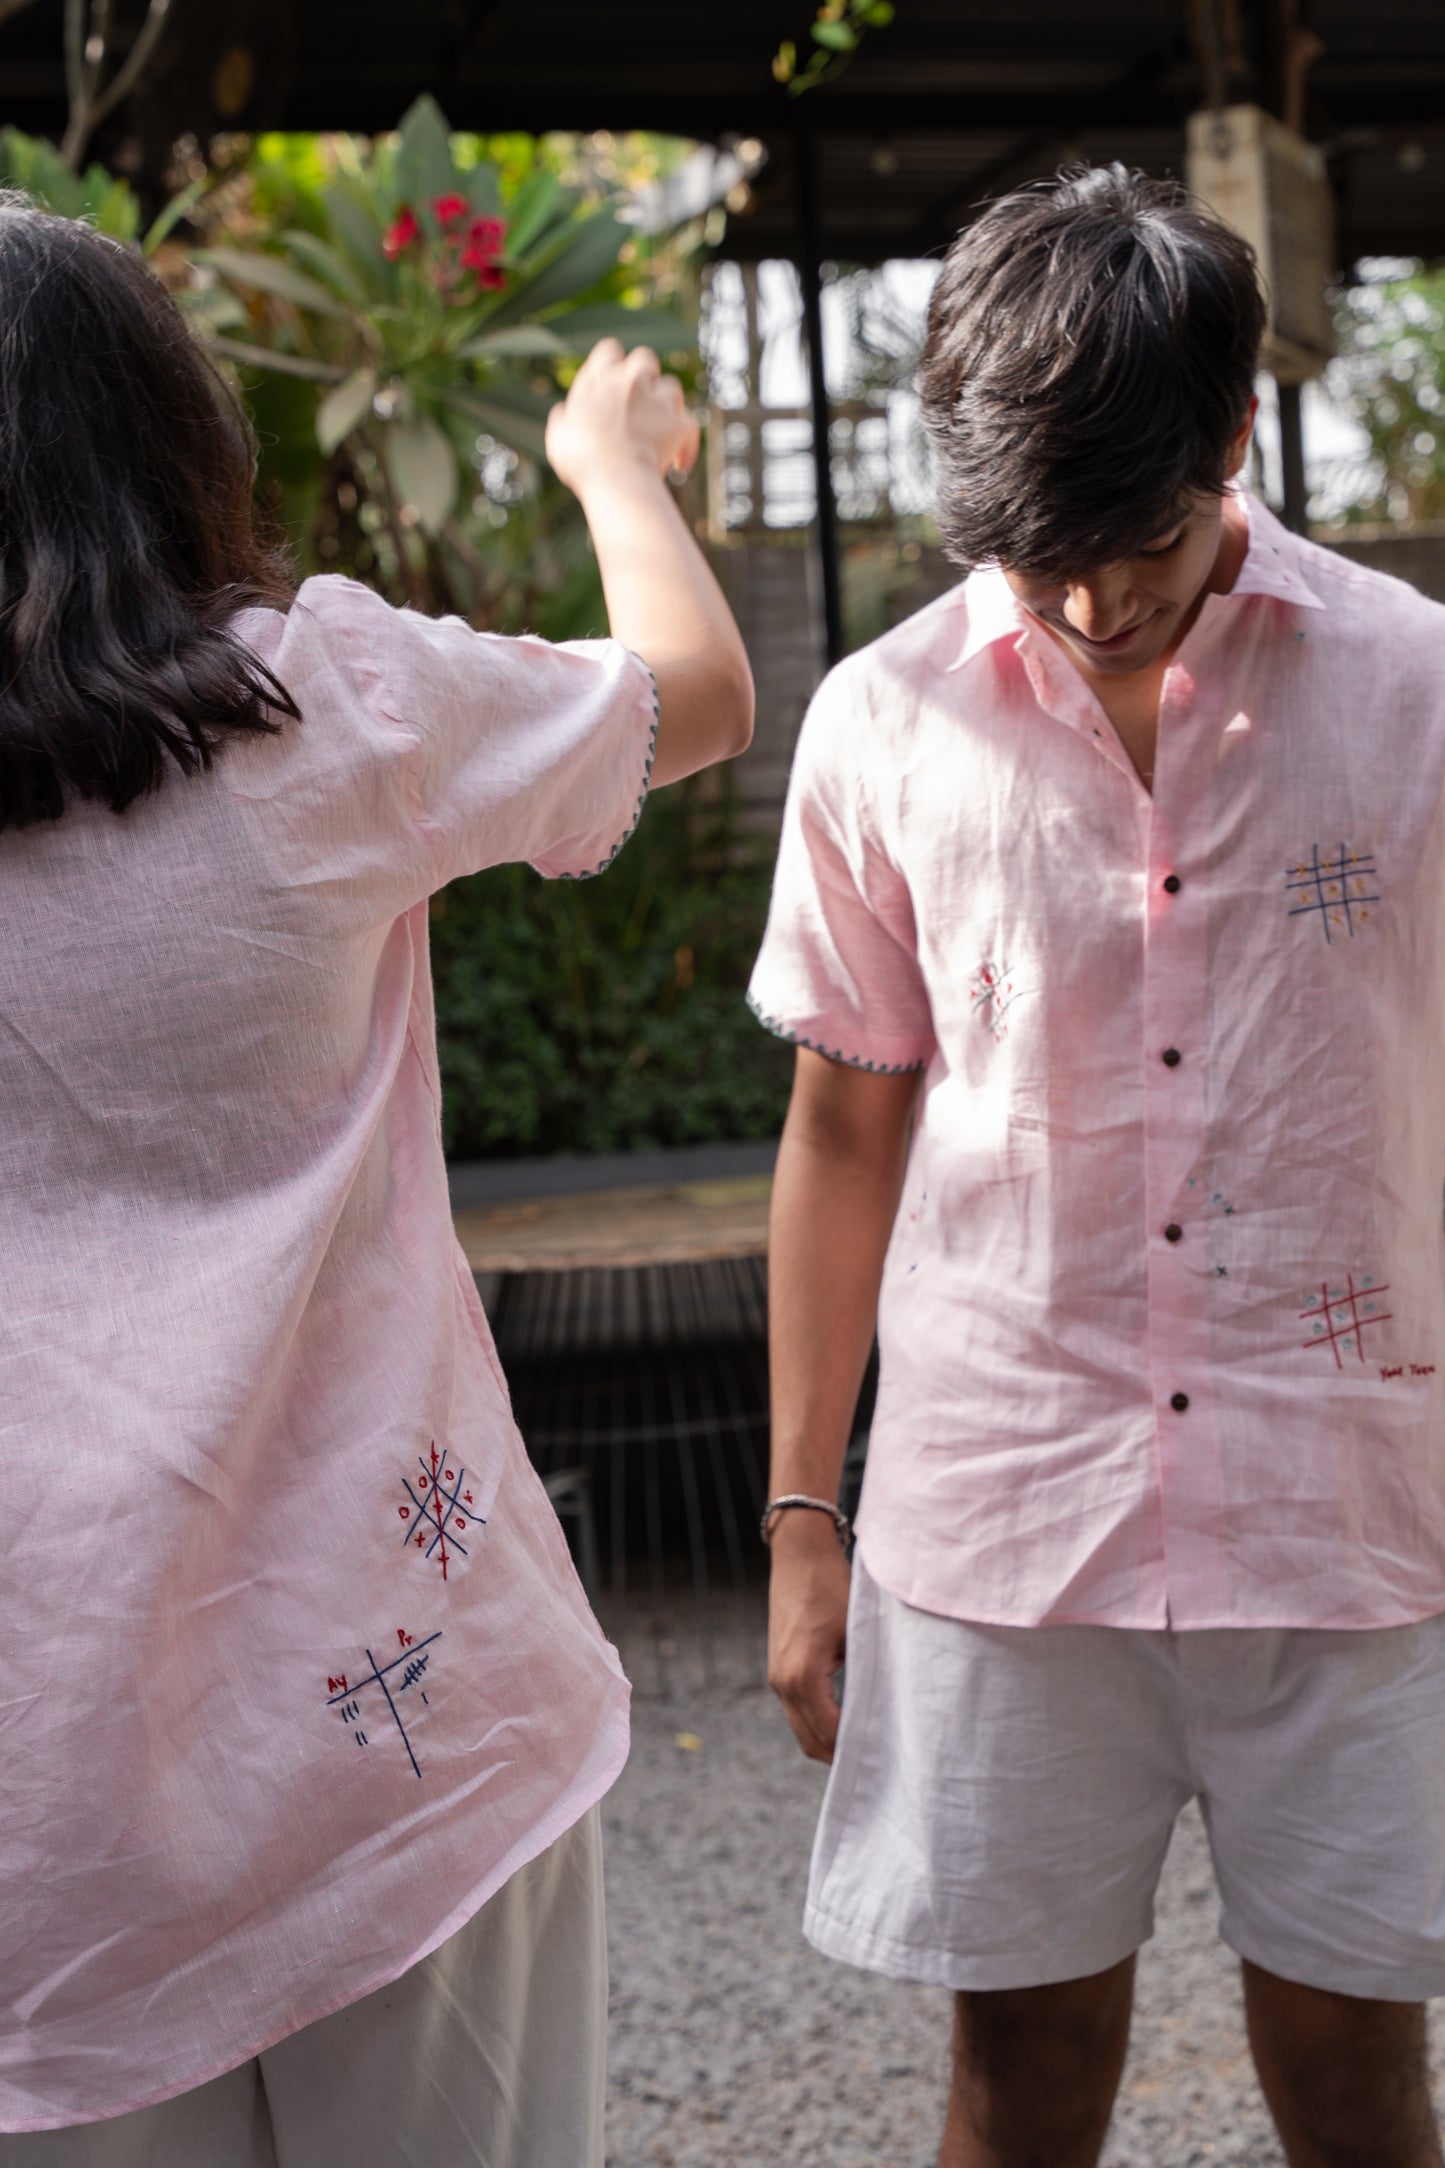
{"left": 760, "top": 1494, "right": 852, "bottom": 1548}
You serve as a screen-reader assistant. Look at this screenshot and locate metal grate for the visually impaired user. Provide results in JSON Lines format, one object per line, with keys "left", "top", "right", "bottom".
{"left": 492, "top": 1258, "right": 773, "bottom": 1668}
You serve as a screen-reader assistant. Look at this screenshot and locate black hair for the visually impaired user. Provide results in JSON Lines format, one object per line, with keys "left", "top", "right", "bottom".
{"left": 916, "top": 163, "right": 1267, "bottom": 579}
{"left": 0, "top": 198, "right": 298, "bottom": 831}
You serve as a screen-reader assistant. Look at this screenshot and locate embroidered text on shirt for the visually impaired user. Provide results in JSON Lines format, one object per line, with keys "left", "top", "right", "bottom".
{"left": 325, "top": 1629, "right": 442, "bottom": 1779}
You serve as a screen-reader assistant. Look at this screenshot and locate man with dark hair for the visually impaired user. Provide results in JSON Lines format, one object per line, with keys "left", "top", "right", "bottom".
{"left": 750, "top": 164, "right": 1445, "bottom": 2167}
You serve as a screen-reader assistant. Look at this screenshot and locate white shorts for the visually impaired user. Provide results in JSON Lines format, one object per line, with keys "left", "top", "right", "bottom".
{"left": 1, "top": 1808, "right": 606, "bottom": 2168}
{"left": 806, "top": 1554, "right": 1445, "bottom": 2003}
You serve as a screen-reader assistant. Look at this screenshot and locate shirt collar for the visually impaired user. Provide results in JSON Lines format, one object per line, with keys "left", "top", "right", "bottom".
{"left": 946, "top": 566, "right": 1028, "bottom": 672}
{"left": 946, "top": 488, "right": 1325, "bottom": 675}
{"left": 1227, "top": 489, "right": 1326, "bottom": 610}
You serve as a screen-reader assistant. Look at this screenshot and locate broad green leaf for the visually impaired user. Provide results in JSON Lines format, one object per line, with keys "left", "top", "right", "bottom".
{"left": 316, "top": 366, "right": 378, "bottom": 454}
{"left": 441, "top": 384, "right": 555, "bottom": 463}
{"left": 541, "top": 303, "right": 695, "bottom": 353}
{"left": 395, "top": 94, "right": 457, "bottom": 220}
{"left": 502, "top": 168, "right": 562, "bottom": 257}
{"left": 811, "top": 19, "right": 857, "bottom": 48}
{"left": 143, "top": 175, "right": 208, "bottom": 255}
{"left": 181, "top": 286, "right": 248, "bottom": 333}
{"left": 199, "top": 247, "right": 348, "bottom": 318}
{"left": 456, "top": 324, "right": 566, "bottom": 360}
{"left": 465, "top": 162, "right": 501, "bottom": 220}
{"left": 208, "top": 336, "right": 346, "bottom": 383}
{"left": 481, "top": 209, "right": 626, "bottom": 329}
{"left": 281, "top": 228, "right": 368, "bottom": 304}
{"left": 514, "top": 185, "right": 584, "bottom": 265}
{"left": 324, "top": 177, "right": 394, "bottom": 294}
{"left": 93, "top": 175, "right": 142, "bottom": 242}
{"left": 384, "top": 415, "right": 459, "bottom": 534}
{"left": 865, "top": 1, "right": 895, "bottom": 20}
{"left": 0, "top": 128, "right": 85, "bottom": 217}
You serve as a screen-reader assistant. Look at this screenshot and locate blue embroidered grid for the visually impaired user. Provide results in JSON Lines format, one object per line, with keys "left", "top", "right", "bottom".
{"left": 1285, "top": 844, "right": 1380, "bottom": 943}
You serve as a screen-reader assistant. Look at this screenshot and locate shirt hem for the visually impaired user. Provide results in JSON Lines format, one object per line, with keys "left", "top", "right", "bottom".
{"left": 855, "top": 1533, "right": 1445, "bottom": 1635}
{"left": 0, "top": 1692, "right": 631, "bottom": 2134}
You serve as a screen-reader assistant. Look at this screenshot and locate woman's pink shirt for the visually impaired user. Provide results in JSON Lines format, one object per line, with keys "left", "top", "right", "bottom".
{"left": 0, "top": 577, "right": 657, "bottom": 2129}
{"left": 751, "top": 496, "right": 1445, "bottom": 1632}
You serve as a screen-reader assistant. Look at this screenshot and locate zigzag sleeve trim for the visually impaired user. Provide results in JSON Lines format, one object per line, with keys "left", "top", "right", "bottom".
{"left": 558, "top": 661, "right": 660, "bottom": 883}
{"left": 745, "top": 991, "right": 925, "bottom": 1075}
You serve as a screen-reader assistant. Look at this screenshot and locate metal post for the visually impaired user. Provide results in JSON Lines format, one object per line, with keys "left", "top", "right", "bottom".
{"left": 1277, "top": 379, "right": 1308, "bottom": 531}
{"left": 794, "top": 130, "right": 845, "bottom": 671}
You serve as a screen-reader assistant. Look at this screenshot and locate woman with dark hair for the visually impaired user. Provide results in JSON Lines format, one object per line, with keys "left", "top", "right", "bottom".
{"left": 0, "top": 201, "right": 751, "bottom": 2165}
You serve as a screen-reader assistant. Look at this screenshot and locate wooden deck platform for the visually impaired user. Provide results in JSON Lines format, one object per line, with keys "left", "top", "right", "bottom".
{"left": 453, "top": 1172, "right": 772, "bottom": 1274}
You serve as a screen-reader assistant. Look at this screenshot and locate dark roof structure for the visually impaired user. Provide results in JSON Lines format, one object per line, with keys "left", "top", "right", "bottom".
{"left": 1, "top": 1, "right": 1442, "bottom": 267}
{"left": 3, "top": 1, "right": 1436, "bottom": 649}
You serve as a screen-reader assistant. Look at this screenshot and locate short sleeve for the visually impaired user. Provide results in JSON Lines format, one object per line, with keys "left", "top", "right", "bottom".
{"left": 292, "top": 578, "right": 659, "bottom": 892}
{"left": 748, "top": 664, "right": 934, "bottom": 1073}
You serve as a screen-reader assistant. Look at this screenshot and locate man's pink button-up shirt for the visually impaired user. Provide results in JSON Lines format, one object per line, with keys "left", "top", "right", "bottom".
{"left": 0, "top": 578, "right": 655, "bottom": 2129}
{"left": 750, "top": 495, "right": 1445, "bottom": 1632}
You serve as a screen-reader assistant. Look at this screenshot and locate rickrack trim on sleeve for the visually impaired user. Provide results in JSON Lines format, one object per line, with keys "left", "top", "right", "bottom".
{"left": 559, "top": 662, "right": 661, "bottom": 883}
{"left": 745, "top": 992, "right": 924, "bottom": 1075}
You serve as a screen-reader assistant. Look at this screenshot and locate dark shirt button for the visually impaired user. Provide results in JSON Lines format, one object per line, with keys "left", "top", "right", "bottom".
{"left": 1161, "top": 1047, "right": 1182, "bottom": 1067}
{"left": 1164, "top": 1222, "right": 1183, "bottom": 1243}
{"left": 1162, "top": 874, "right": 1182, "bottom": 894}
{"left": 1170, "top": 1391, "right": 1190, "bottom": 1413}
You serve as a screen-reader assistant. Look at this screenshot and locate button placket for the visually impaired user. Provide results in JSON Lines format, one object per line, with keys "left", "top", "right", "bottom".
{"left": 1140, "top": 667, "right": 1222, "bottom": 1611}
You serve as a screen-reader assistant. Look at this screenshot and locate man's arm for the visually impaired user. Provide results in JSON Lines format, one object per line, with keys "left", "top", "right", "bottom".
{"left": 767, "top": 1047, "right": 918, "bottom": 1761}
{"left": 544, "top": 339, "right": 754, "bottom": 787}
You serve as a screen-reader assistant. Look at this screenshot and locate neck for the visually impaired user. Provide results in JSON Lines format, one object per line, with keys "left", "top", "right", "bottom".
{"left": 1205, "top": 489, "right": 1251, "bottom": 600}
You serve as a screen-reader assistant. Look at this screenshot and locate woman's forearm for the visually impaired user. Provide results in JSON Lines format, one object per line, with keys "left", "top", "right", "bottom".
{"left": 573, "top": 459, "right": 753, "bottom": 788}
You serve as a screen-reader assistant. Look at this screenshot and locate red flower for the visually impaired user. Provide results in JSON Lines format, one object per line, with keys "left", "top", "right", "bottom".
{"left": 460, "top": 216, "right": 509, "bottom": 287}
{"left": 383, "top": 206, "right": 421, "bottom": 258}
{"left": 431, "top": 192, "right": 470, "bottom": 226}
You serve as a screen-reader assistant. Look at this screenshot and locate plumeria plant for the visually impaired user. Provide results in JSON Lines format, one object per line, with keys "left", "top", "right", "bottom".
{"left": 382, "top": 194, "right": 507, "bottom": 289}
{"left": 192, "top": 96, "right": 694, "bottom": 571}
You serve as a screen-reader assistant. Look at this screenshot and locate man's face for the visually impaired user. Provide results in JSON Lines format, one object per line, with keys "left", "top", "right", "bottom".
{"left": 999, "top": 411, "right": 1255, "bottom": 678}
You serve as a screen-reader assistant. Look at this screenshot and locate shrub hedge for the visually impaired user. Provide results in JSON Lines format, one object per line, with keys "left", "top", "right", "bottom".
{"left": 430, "top": 781, "right": 792, "bottom": 1158}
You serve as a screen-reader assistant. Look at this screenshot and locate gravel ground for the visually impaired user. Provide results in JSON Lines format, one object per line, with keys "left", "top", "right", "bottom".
{"left": 601, "top": 1590, "right": 1445, "bottom": 2168}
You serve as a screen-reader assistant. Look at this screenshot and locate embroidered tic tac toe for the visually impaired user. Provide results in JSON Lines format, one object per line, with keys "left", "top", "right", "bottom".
{"left": 750, "top": 493, "right": 1445, "bottom": 1635}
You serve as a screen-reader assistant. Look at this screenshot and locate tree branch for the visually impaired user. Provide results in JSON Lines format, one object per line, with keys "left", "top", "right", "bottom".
{"left": 62, "top": 0, "right": 85, "bottom": 132}
{"left": 60, "top": 0, "right": 174, "bottom": 171}
{"left": 88, "top": 0, "right": 172, "bottom": 130}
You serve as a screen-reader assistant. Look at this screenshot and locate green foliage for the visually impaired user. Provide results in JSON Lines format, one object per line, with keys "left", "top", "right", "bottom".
{"left": 1332, "top": 266, "right": 1445, "bottom": 525}
{"left": 0, "top": 126, "right": 211, "bottom": 256}
{"left": 193, "top": 98, "right": 695, "bottom": 546}
{"left": 0, "top": 125, "right": 140, "bottom": 238}
{"left": 430, "top": 786, "right": 791, "bottom": 1159}
{"left": 773, "top": 0, "right": 895, "bottom": 91}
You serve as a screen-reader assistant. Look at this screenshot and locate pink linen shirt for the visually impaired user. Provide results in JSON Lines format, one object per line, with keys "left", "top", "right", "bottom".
{"left": 750, "top": 495, "right": 1445, "bottom": 1633}
{"left": 0, "top": 576, "right": 657, "bottom": 2130}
